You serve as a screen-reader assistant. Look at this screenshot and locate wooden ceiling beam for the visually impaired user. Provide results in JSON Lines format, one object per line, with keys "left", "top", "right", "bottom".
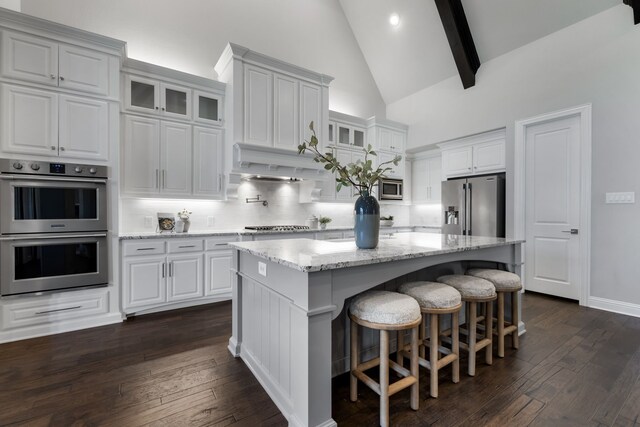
{"left": 434, "top": 0, "right": 480, "bottom": 89}
{"left": 624, "top": 0, "right": 640, "bottom": 24}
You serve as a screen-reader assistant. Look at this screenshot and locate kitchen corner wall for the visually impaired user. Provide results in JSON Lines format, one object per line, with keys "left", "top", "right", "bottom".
{"left": 120, "top": 180, "right": 411, "bottom": 232}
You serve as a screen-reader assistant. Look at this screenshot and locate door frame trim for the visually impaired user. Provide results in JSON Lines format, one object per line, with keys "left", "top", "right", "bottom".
{"left": 514, "top": 104, "right": 592, "bottom": 306}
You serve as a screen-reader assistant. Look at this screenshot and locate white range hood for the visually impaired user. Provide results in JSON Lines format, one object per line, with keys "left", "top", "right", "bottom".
{"left": 232, "top": 143, "right": 327, "bottom": 180}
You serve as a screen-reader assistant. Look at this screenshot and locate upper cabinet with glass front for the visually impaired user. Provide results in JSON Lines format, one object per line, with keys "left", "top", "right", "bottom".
{"left": 122, "top": 59, "right": 224, "bottom": 126}
{"left": 328, "top": 110, "right": 367, "bottom": 151}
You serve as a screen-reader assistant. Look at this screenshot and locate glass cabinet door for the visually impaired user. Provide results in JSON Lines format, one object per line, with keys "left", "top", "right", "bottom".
{"left": 127, "top": 76, "right": 159, "bottom": 112}
{"left": 194, "top": 91, "right": 222, "bottom": 124}
{"left": 338, "top": 125, "right": 351, "bottom": 146}
{"left": 353, "top": 128, "right": 365, "bottom": 147}
{"left": 328, "top": 122, "right": 335, "bottom": 145}
{"left": 161, "top": 83, "right": 191, "bottom": 119}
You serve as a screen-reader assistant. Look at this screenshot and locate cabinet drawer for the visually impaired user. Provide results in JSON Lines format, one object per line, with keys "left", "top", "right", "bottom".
{"left": 316, "top": 231, "right": 344, "bottom": 241}
{"left": 1, "top": 289, "right": 109, "bottom": 330}
{"left": 167, "top": 239, "right": 204, "bottom": 253}
{"left": 122, "top": 240, "right": 166, "bottom": 256}
{"left": 205, "top": 236, "right": 239, "bottom": 251}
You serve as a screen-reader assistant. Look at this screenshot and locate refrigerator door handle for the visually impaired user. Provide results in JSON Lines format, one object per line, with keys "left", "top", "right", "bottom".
{"left": 467, "top": 183, "right": 472, "bottom": 235}
{"left": 462, "top": 183, "right": 467, "bottom": 235}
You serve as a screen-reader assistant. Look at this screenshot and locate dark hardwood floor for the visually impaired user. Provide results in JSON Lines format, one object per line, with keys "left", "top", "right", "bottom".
{"left": 1, "top": 293, "right": 639, "bottom": 426}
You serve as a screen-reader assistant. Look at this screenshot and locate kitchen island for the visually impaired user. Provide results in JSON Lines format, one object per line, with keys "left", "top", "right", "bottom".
{"left": 229, "top": 232, "right": 523, "bottom": 427}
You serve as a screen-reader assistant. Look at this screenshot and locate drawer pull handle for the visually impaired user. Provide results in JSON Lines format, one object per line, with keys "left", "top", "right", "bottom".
{"left": 137, "top": 248, "right": 156, "bottom": 251}
{"left": 36, "top": 306, "right": 82, "bottom": 315}
{"left": 179, "top": 245, "right": 196, "bottom": 248}
{"left": 214, "top": 243, "right": 228, "bottom": 246}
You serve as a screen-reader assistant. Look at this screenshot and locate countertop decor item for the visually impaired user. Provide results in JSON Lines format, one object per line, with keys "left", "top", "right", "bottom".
{"left": 177, "top": 209, "right": 192, "bottom": 233}
{"left": 318, "top": 216, "right": 332, "bottom": 230}
{"left": 380, "top": 215, "right": 394, "bottom": 227}
{"left": 298, "top": 122, "right": 401, "bottom": 248}
{"left": 306, "top": 215, "right": 319, "bottom": 229}
{"left": 157, "top": 213, "right": 175, "bottom": 233}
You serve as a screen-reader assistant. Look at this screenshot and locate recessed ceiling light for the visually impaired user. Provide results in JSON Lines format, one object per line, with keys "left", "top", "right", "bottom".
{"left": 389, "top": 13, "right": 400, "bottom": 27}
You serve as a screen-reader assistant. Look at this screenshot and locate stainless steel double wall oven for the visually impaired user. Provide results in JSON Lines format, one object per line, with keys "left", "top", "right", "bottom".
{"left": 0, "top": 159, "right": 109, "bottom": 296}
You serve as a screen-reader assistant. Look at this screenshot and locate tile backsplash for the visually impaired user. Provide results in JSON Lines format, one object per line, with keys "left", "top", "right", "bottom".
{"left": 120, "top": 180, "right": 426, "bottom": 232}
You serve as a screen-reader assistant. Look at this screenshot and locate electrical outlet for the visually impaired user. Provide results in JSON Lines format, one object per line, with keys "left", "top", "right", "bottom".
{"left": 144, "top": 216, "right": 153, "bottom": 228}
{"left": 606, "top": 192, "right": 635, "bottom": 204}
{"left": 207, "top": 216, "right": 215, "bottom": 227}
{"left": 258, "top": 262, "right": 267, "bottom": 277}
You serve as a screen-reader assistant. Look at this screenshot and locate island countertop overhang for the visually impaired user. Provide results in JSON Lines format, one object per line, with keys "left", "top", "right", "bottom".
{"left": 229, "top": 232, "right": 524, "bottom": 273}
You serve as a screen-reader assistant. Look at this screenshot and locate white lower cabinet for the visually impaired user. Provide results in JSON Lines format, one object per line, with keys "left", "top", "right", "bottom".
{"left": 122, "top": 237, "right": 237, "bottom": 314}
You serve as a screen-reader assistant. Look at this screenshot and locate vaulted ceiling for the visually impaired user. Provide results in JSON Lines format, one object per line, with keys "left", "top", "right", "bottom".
{"left": 339, "top": 0, "right": 621, "bottom": 104}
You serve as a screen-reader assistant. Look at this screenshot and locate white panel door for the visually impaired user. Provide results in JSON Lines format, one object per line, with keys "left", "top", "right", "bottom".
{"left": 473, "top": 138, "right": 505, "bottom": 174}
{"left": 428, "top": 156, "right": 442, "bottom": 201}
{"left": 335, "top": 149, "right": 353, "bottom": 201}
{"left": 1, "top": 30, "right": 58, "bottom": 86}
{"left": 443, "top": 146, "right": 473, "bottom": 177}
{"left": 160, "top": 121, "right": 192, "bottom": 196}
{"left": 411, "top": 158, "right": 428, "bottom": 202}
{"left": 193, "top": 126, "right": 223, "bottom": 197}
{"left": 167, "top": 254, "right": 204, "bottom": 302}
{"left": 525, "top": 115, "right": 581, "bottom": 300}
{"left": 273, "top": 73, "right": 299, "bottom": 150}
{"left": 378, "top": 128, "right": 393, "bottom": 151}
{"left": 390, "top": 131, "right": 405, "bottom": 153}
{"left": 1, "top": 84, "right": 58, "bottom": 156}
{"left": 378, "top": 151, "right": 402, "bottom": 179}
{"left": 124, "top": 256, "right": 166, "bottom": 310}
{"left": 300, "top": 82, "right": 321, "bottom": 145}
{"left": 244, "top": 64, "right": 273, "bottom": 146}
{"left": 205, "top": 251, "right": 233, "bottom": 296}
{"left": 58, "top": 94, "right": 109, "bottom": 161}
{"left": 58, "top": 44, "right": 109, "bottom": 96}
{"left": 123, "top": 115, "right": 160, "bottom": 195}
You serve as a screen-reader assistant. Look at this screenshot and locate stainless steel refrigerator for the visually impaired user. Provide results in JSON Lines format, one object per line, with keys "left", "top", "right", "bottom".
{"left": 441, "top": 174, "right": 505, "bottom": 237}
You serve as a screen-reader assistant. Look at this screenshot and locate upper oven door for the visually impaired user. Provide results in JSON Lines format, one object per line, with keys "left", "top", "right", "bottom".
{"left": 0, "top": 175, "right": 107, "bottom": 234}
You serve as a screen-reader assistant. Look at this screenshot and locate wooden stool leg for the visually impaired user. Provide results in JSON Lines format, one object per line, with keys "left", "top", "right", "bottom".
{"left": 497, "top": 292, "right": 505, "bottom": 358}
{"left": 419, "top": 314, "right": 426, "bottom": 359}
{"left": 397, "top": 330, "right": 405, "bottom": 367}
{"left": 410, "top": 326, "right": 419, "bottom": 410}
{"left": 350, "top": 320, "right": 358, "bottom": 402}
{"left": 452, "top": 310, "right": 460, "bottom": 384}
{"left": 512, "top": 291, "right": 520, "bottom": 349}
{"left": 485, "top": 301, "right": 494, "bottom": 366}
{"left": 429, "top": 313, "right": 439, "bottom": 398}
{"left": 380, "top": 329, "right": 390, "bottom": 427}
{"left": 468, "top": 302, "right": 477, "bottom": 376}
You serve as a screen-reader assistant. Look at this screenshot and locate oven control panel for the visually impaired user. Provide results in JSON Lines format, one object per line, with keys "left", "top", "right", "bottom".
{"left": 0, "top": 159, "right": 107, "bottom": 178}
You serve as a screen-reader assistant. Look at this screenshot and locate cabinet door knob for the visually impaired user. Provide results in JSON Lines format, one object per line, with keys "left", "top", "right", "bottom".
{"left": 60, "top": 147, "right": 65, "bottom": 151}
{"left": 50, "top": 74, "right": 56, "bottom": 80}
{"left": 51, "top": 146, "right": 56, "bottom": 151}
{"left": 155, "top": 106, "right": 159, "bottom": 110}
{"left": 59, "top": 76, "right": 65, "bottom": 81}
{"left": 161, "top": 107, "right": 166, "bottom": 111}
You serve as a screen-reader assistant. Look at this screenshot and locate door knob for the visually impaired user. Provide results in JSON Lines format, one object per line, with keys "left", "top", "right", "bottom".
{"left": 562, "top": 229, "right": 579, "bottom": 235}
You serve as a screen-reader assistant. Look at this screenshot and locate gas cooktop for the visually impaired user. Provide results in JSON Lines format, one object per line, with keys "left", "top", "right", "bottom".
{"left": 244, "top": 225, "right": 310, "bottom": 231}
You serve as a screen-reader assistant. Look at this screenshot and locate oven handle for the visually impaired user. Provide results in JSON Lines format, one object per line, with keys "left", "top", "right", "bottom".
{"left": 0, "top": 175, "right": 107, "bottom": 184}
{"left": 0, "top": 233, "right": 107, "bottom": 241}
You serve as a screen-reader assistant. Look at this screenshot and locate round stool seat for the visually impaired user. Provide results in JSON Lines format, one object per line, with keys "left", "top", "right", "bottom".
{"left": 437, "top": 275, "right": 497, "bottom": 300}
{"left": 350, "top": 291, "right": 421, "bottom": 326}
{"left": 398, "top": 281, "right": 462, "bottom": 311}
{"left": 466, "top": 269, "right": 523, "bottom": 292}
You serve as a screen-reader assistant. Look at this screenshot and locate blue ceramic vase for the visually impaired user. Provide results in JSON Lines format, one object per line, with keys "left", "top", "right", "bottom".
{"left": 354, "top": 190, "right": 380, "bottom": 249}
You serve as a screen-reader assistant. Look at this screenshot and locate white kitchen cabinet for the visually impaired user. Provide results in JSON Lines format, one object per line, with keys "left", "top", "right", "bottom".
{"left": 58, "top": 94, "right": 108, "bottom": 160}
{"left": 336, "top": 124, "right": 365, "bottom": 149}
{"left": 412, "top": 154, "right": 442, "bottom": 203}
{"left": 378, "top": 151, "right": 404, "bottom": 179}
{"left": 194, "top": 90, "right": 223, "bottom": 125}
{"left": 193, "top": 126, "right": 223, "bottom": 198}
{"left": 336, "top": 149, "right": 355, "bottom": 201}
{"left": 1, "top": 30, "right": 112, "bottom": 97}
{"left": 125, "top": 75, "right": 191, "bottom": 120}
{"left": 160, "top": 121, "right": 192, "bottom": 196}
{"left": 123, "top": 256, "right": 167, "bottom": 310}
{"left": 374, "top": 127, "right": 405, "bottom": 153}
{"left": 244, "top": 64, "right": 273, "bottom": 146}
{"left": 300, "top": 81, "right": 322, "bottom": 145}
{"left": 273, "top": 73, "right": 299, "bottom": 150}
{"left": 122, "top": 115, "right": 160, "bottom": 195}
{"left": 1, "top": 84, "right": 109, "bottom": 160}
{"left": 439, "top": 129, "right": 506, "bottom": 179}
{"left": 327, "top": 121, "right": 336, "bottom": 147}
{"left": 167, "top": 254, "right": 204, "bottom": 302}
{"left": 206, "top": 251, "right": 233, "bottom": 296}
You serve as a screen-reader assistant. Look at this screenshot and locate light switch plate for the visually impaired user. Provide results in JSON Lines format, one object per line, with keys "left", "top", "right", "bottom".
{"left": 144, "top": 216, "right": 153, "bottom": 227}
{"left": 606, "top": 192, "right": 635, "bottom": 204}
{"left": 258, "top": 262, "right": 267, "bottom": 277}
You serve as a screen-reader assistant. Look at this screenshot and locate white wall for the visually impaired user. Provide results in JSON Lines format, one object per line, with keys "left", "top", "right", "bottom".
{"left": 388, "top": 5, "right": 640, "bottom": 306}
{"left": 20, "top": 0, "right": 384, "bottom": 118}
{"left": 0, "top": 0, "right": 20, "bottom": 11}
{"left": 120, "top": 180, "right": 410, "bottom": 232}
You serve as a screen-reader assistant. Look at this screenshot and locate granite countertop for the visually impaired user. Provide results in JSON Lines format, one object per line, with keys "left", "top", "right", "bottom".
{"left": 118, "top": 225, "right": 442, "bottom": 240}
{"left": 229, "top": 232, "right": 524, "bottom": 272}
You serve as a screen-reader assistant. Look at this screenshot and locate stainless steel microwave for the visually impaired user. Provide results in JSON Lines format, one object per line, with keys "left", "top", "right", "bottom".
{"left": 379, "top": 178, "right": 403, "bottom": 200}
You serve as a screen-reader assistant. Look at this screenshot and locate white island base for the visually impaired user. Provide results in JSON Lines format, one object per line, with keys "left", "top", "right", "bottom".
{"left": 229, "top": 233, "right": 524, "bottom": 427}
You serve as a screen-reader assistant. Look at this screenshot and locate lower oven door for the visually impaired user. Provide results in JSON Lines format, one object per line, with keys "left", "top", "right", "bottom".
{"left": 0, "top": 233, "right": 108, "bottom": 296}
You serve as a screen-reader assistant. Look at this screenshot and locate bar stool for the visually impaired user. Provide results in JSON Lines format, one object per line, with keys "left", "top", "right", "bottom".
{"left": 466, "top": 269, "right": 522, "bottom": 358}
{"left": 437, "top": 275, "right": 497, "bottom": 376}
{"left": 397, "top": 281, "right": 462, "bottom": 398}
{"left": 349, "top": 291, "right": 422, "bottom": 427}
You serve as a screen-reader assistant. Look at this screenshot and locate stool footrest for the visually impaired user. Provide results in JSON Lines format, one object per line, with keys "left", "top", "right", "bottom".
{"left": 388, "top": 376, "right": 418, "bottom": 397}
{"left": 352, "top": 369, "right": 381, "bottom": 395}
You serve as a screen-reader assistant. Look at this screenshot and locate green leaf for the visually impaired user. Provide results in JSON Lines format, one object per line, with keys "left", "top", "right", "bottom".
{"left": 309, "top": 121, "right": 314, "bottom": 131}
{"left": 310, "top": 135, "right": 318, "bottom": 147}
{"left": 324, "top": 164, "right": 333, "bottom": 170}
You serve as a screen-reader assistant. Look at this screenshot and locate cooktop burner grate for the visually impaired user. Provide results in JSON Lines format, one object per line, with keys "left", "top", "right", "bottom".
{"left": 244, "top": 225, "right": 310, "bottom": 231}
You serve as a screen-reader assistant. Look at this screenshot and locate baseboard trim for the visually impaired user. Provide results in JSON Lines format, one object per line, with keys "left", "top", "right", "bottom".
{"left": 588, "top": 296, "right": 640, "bottom": 318}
